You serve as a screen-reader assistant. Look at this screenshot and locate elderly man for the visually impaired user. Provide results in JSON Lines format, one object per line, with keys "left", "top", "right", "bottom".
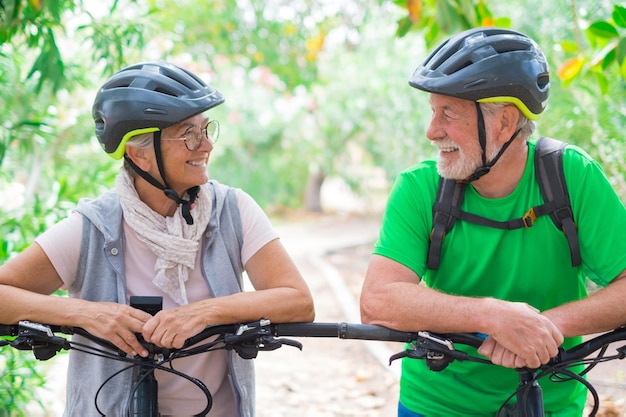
{"left": 360, "top": 27, "right": 626, "bottom": 417}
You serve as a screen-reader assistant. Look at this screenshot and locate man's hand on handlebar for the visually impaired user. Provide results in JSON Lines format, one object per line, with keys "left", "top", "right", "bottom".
{"left": 477, "top": 301, "right": 563, "bottom": 369}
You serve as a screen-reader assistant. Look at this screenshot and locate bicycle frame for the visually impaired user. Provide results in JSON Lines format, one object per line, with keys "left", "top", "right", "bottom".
{"left": 2, "top": 321, "right": 626, "bottom": 417}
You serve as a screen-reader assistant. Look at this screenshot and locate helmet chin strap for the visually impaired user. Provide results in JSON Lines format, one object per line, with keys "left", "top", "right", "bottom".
{"left": 123, "top": 130, "right": 199, "bottom": 225}
{"left": 462, "top": 102, "right": 522, "bottom": 183}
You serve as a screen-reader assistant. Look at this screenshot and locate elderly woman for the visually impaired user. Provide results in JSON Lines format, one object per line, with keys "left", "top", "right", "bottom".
{"left": 0, "top": 62, "right": 315, "bottom": 417}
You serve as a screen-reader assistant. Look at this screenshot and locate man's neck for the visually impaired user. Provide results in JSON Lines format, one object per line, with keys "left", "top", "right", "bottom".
{"left": 471, "top": 141, "right": 529, "bottom": 199}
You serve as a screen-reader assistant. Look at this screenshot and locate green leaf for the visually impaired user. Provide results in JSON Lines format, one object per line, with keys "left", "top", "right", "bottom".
{"left": 613, "top": 5, "right": 626, "bottom": 29}
{"left": 593, "top": 71, "right": 608, "bottom": 95}
{"left": 602, "top": 48, "right": 616, "bottom": 70}
{"left": 618, "top": 37, "right": 626, "bottom": 65}
{"left": 492, "top": 17, "right": 511, "bottom": 28}
{"left": 560, "top": 40, "right": 579, "bottom": 54}
{"left": 588, "top": 21, "right": 619, "bottom": 39}
{"left": 395, "top": 16, "right": 413, "bottom": 38}
{"left": 423, "top": 21, "right": 441, "bottom": 48}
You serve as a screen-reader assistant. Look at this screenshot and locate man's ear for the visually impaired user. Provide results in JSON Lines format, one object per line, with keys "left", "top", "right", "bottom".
{"left": 125, "top": 146, "right": 152, "bottom": 172}
{"left": 498, "top": 105, "right": 520, "bottom": 142}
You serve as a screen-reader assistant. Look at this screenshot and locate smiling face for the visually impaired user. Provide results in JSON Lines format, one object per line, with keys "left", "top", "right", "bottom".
{"left": 158, "top": 113, "right": 213, "bottom": 194}
{"left": 426, "top": 94, "right": 501, "bottom": 180}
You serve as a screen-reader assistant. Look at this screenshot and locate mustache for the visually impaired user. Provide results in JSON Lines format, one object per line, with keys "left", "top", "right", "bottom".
{"left": 432, "top": 140, "right": 459, "bottom": 151}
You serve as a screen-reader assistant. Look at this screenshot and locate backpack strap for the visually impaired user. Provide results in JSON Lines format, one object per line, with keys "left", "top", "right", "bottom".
{"left": 534, "top": 137, "right": 581, "bottom": 266}
{"left": 427, "top": 137, "right": 581, "bottom": 270}
{"left": 428, "top": 178, "right": 466, "bottom": 269}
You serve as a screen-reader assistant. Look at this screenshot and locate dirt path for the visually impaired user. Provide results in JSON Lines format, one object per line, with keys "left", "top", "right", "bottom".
{"left": 254, "top": 214, "right": 400, "bottom": 417}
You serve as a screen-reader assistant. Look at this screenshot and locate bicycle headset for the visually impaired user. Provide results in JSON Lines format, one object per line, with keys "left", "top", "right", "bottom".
{"left": 92, "top": 61, "right": 225, "bottom": 225}
{"left": 408, "top": 27, "right": 550, "bottom": 182}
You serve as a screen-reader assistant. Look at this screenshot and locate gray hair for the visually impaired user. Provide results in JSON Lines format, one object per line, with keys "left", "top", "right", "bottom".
{"left": 122, "top": 132, "right": 155, "bottom": 174}
{"left": 479, "top": 102, "right": 535, "bottom": 139}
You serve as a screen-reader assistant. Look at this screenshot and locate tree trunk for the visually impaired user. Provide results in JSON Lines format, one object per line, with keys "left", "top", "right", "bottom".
{"left": 304, "top": 168, "right": 325, "bottom": 212}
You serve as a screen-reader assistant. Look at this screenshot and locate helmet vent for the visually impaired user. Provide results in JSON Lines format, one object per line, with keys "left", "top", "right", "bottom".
{"left": 537, "top": 74, "right": 549, "bottom": 89}
{"left": 144, "top": 107, "right": 168, "bottom": 115}
{"left": 154, "top": 86, "right": 180, "bottom": 97}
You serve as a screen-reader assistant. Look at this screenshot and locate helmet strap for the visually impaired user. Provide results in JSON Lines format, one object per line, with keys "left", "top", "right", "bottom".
{"left": 462, "top": 103, "right": 522, "bottom": 183}
{"left": 123, "top": 131, "right": 198, "bottom": 225}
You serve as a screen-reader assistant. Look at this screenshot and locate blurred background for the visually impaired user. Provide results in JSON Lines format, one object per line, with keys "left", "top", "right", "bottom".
{"left": 1, "top": 0, "right": 625, "bottom": 414}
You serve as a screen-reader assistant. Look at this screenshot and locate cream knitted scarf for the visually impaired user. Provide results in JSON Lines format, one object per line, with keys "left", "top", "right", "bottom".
{"left": 116, "top": 170, "right": 211, "bottom": 305}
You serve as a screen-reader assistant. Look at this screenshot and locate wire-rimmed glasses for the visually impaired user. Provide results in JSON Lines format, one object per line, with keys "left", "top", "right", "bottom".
{"left": 163, "top": 119, "right": 220, "bottom": 151}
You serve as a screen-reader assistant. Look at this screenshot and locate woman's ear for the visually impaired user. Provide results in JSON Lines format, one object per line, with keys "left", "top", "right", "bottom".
{"left": 125, "top": 146, "right": 153, "bottom": 172}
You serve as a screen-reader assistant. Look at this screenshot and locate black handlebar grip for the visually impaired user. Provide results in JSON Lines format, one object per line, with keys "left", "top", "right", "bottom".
{"left": 338, "top": 323, "right": 415, "bottom": 342}
{"left": 272, "top": 322, "right": 342, "bottom": 338}
{"left": 0, "top": 324, "right": 18, "bottom": 336}
{"left": 272, "top": 322, "right": 415, "bottom": 343}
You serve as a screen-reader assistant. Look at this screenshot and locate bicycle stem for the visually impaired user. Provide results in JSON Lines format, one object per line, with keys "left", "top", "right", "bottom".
{"left": 516, "top": 368, "right": 545, "bottom": 417}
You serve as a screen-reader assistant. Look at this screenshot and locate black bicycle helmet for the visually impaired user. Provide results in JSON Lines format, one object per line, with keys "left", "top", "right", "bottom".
{"left": 93, "top": 61, "right": 225, "bottom": 159}
{"left": 92, "top": 62, "right": 225, "bottom": 225}
{"left": 409, "top": 27, "right": 549, "bottom": 120}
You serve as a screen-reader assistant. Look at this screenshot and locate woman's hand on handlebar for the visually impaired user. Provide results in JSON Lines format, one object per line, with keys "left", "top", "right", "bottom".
{"left": 79, "top": 301, "right": 153, "bottom": 357}
{"left": 141, "top": 305, "right": 208, "bottom": 349}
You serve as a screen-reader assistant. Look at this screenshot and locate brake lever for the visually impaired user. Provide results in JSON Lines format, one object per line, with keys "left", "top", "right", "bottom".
{"left": 11, "top": 321, "right": 71, "bottom": 360}
{"left": 268, "top": 337, "right": 303, "bottom": 351}
{"left": 230, "top": 334, "right": 304, "bottom": 359}
{"left": 389, "top": 346, "right": 428, "bottom": 365}
{"left": 389, "top": 332, "right": 468, "bottom": 371}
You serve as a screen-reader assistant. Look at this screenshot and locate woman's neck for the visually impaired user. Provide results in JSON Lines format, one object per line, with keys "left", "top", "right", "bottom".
{"left": 132, "top": 176, "right": 179, "bottom": 217}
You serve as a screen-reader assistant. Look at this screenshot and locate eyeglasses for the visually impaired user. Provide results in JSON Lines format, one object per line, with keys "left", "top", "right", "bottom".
{"left": 163, "top": 119, "right": 220, "bottom": 151}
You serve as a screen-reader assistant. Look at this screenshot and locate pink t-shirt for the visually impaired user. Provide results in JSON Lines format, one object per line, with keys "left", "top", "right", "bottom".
{"left": 36, "top": 188, "right": 278, "bottom": 416}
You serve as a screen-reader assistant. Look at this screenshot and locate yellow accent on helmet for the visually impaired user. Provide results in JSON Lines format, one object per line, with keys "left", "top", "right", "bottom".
{"left": 477, "top": 96, "right": 542, "bottom": 121}
{"left": 108, "top": 127, "right": 160, "bottom": 160}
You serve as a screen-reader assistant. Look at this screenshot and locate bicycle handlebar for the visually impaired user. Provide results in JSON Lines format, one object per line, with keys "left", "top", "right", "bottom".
{"left": 2, "top": 321, "right": 626, "bottom": 417}
{"left": 3, "top": 321, "right": 626, "bottom": 364}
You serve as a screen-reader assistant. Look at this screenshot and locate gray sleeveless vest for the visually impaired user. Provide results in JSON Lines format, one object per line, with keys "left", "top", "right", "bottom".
{"left": 63, "top": 180, "right": 254, "bottom": 417}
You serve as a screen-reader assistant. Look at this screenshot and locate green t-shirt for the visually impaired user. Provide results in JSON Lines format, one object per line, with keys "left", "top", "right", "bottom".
{"left": 373, "top": 139, "right": 626, "bottom": 416}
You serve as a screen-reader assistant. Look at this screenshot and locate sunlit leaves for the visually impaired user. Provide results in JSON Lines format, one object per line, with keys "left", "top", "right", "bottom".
{"left": 556, "top": 3, "right": 626, "bottom": 93}
{"left": 560, "top": 39, "right": 579, "bottom": 54}
{"left": 406, "top": 0, "right": 421, "bottom": 23}
{"left": 589, "top": 20, "right": 620, "bottom": 38}
{"left": 390, "top": 0, "right": 509, "bottom": 46}
{"left": 305, "top": 32, "right": 326, "bottom": 62}
{"left": 558, "top": 56, "right": 584, "bottom": 82}
{"left": 79, "top": 18, "right": 148, "bottom": 76}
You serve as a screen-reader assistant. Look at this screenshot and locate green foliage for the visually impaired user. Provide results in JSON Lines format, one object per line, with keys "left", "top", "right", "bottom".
{"left": 78, "top": 1, "right": 153, "bottom": 75}
{"left": 205, "top": 69, "right": 311, "bottom": 208}
{"left": 391, "top": 0, "right": 510, "bottom": 45}
{"left": 0, "top": 3, "right": 139, "bottom": 413}
{"left": 0, "top": 0, "right": 75, "bottom": 92}
{"left": 0, "top": 347, "right": 47, "bottom": 417}
{"left": 557, "top": 4, "right": 626, "bottom": 91}
{"left": 154, "top": 0, "right": 319, "bottom": 89}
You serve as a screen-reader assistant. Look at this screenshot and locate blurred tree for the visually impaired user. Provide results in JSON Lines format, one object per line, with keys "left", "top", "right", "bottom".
{"left": 0, "top": 2, "right": 149, "bottom": 413}
{"left": 147, "top": 0, "right": 377, "bottom": 210}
